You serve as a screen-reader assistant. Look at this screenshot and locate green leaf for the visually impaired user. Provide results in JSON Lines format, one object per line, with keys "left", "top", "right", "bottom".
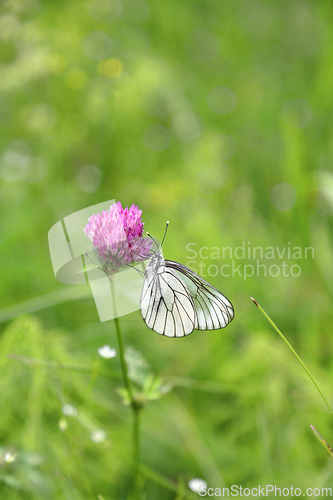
{"left": 116, "top": 387, "right": 131, "bottom": 406}
{"left": 143, "top": 375, "right": 172, "bottom": 401}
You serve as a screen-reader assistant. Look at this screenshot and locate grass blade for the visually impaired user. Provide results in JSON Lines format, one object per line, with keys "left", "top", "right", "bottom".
{"left": 251, "top": 297, "right": 333, "bottom": 416}
{"left": 310, "top": 425, "right": 333, "bottom": 458}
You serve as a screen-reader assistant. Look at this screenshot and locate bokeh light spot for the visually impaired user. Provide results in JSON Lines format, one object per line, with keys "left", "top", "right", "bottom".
{"left": 121, "top": 0, "right": 150, "bottom": 24}
{"left": 142, "top": 87, "right": 174, "bottom": 118}
{"left": 0, "top": 14, "right": 20, "bottom": 39}
{"left": 65, "top": 68, "right": 87, "bottom": 89}
{"left": 207, "top": 86, "right": 237, "bottom": 115}
{"left": 281, "top": 98, "right": 313, "bottom": 129}
{"left": 98, "top": 58, "right": 124, "bottom": 78}
{"left": 26, "top": 157, "right": 47, "bottom": 183}
{"left": 123, "top": 148, "right": 141, "bottom": 172}
{"left": 27, "top": 104, "right": 57, "bottom": 131}
{"left": 75, "top": 165, "right": 101, "bottom": 192}
{"left": 197, "top": 163, "right": 229, "bottom": 194}
{"left": 270, "top": 183, "right": 296, "bottom": 211}
{"left": 143, "top": 125, "right": 170, "bottom": 152}
{"left": 172, "top": 112, "right": 202, "bottom": 143}
{"left": 88, "top": 0, "right": 122, "bottom": 22}
{"left": 0, "top": 140, "right": 31, "bottom": 182}
{"left": 46, "top": 53, "right": 66, "bottom": 73}
{"left": 216, "top": 134, "right": 236, "bottom": 160}
{"left": 83, "top": 31, "right": 112, "bottom": 60}
{"left": 232, "top": 184, "right": 254, "bottom": 211}
{"left": 185, "top": 29, "right": 219, "bottom": 61}
{"left": 58, "top": 419, "right": 68, "bottom": 431}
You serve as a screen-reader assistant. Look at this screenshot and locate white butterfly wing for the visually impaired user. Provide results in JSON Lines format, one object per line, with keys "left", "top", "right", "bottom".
{"left": 140, "top": 264, "right": 196, "bottom": 337}
{"left": 165, "top": 261, "right": 234, "bottom": 330}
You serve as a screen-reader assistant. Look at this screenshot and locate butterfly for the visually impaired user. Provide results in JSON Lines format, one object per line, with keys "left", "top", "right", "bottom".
{"left": 140, "top": 223, "right": 234, "bottom": 337}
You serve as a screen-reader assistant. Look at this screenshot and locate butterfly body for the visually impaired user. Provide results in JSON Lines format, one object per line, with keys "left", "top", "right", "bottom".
{"left": 147, "top": 250, "right": 165, "bottom": 274}
{"left": 140, "top": 249, "right": 234, "bottom": 337}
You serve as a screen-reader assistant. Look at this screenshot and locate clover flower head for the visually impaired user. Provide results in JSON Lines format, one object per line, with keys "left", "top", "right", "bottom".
{"left": 83, "top": 201, "right": 152, "bottom": 272}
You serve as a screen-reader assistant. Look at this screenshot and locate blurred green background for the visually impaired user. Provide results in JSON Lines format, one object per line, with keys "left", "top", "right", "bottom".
{"left": 1, "top": 0, "right": 333, "bottom": 498}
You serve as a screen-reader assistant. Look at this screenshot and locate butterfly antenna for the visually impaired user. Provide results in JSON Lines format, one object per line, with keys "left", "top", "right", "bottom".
{"left": 146, "top": 231, "right": 159, "bottom": 249}
{"left": 131, "top": 248, "right": 148, "bottom": 260}
{"left": 161, "top": 221, "right": 169, "bottom": 248}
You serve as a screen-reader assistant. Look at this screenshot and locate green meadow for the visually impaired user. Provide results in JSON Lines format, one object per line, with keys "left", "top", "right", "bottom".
{"left": 1, "top": 0, "right": 333, "bottom": 498}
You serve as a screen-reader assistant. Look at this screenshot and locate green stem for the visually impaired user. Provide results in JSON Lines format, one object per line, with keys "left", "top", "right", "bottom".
{"left": 310, "top": 425, "right": 333, "bottom": 458}
{"left": 133, "top": 406, "right": 140, "bottom": 497}
{"left": 251, "top": 297, "right": 333, "bottom": 416}
{"left": 110, "top": 278, "right": 141, "bottom": 499}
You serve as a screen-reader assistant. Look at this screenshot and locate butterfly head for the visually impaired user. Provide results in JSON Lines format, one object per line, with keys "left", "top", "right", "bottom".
{"left": 148, "top": 250, "right": 164, "bottom": 273}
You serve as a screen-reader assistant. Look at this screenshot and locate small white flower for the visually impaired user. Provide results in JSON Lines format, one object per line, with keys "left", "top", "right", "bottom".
{"left": 98, "top": 345, "right": 117, "bottom": 359}
{"left": 5, "top": 452, "right": 17, "bottom": 464}
{"left": 62, "top": 404, "right": 78, "bottom": 417}
{"left": 188, "top": 478, "right": 207, "bottom": 494}
{"left": 90, "top": 429, "right": 107, "bottom": 443}
{"left": 59, "top": 419, "right": 68, "bottom": 431}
